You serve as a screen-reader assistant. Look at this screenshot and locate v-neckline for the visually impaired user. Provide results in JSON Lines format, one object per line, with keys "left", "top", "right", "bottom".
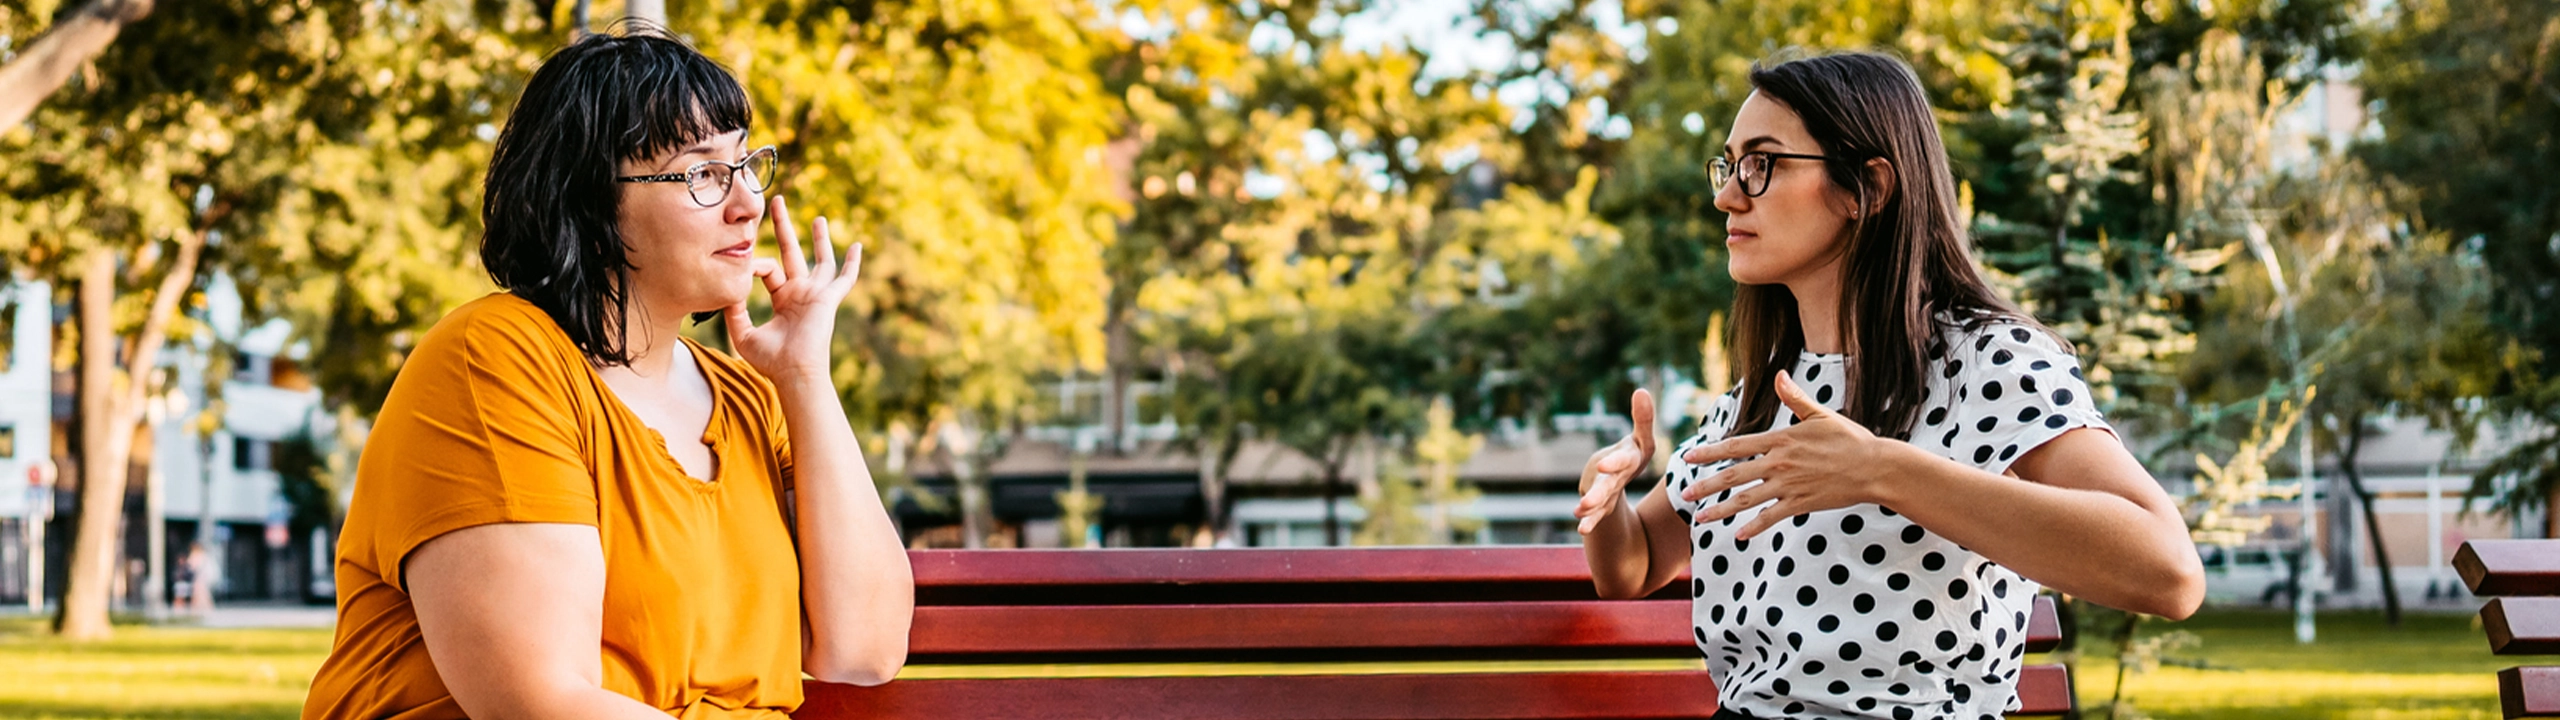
{"left": 585, "top": 337, "right": 725, "bottom": 488}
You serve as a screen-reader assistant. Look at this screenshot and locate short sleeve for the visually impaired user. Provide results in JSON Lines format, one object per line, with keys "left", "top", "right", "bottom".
{"left": 1947, "top": 322, "right": 2113, "bottom": 476}
{"left": 364, "top": 303, "right": 599, "bottom": 593}
{"left": 1665, "top": 388, "right": 1743, "bottom": 515}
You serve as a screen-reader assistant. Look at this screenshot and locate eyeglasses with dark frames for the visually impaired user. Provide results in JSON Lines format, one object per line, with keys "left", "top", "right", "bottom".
{"left": 617, "top": 145, "right": 779, "bottom": 207}
{"left": 1709, "top": 151, "right": 1837, "bottom": 198}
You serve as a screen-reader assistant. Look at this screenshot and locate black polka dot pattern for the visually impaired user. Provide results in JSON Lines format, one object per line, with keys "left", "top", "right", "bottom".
{"left": 1662, "top": 319, "right": 2107, "bottom": 718}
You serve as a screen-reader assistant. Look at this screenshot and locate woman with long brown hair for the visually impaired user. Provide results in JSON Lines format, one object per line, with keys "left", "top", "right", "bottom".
{"left": 1571, "top": 51, "right": 2203, "bottom": 719}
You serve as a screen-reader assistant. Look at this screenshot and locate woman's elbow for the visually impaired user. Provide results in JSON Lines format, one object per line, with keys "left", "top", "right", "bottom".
{"left": 2136, "top": 555, "right": 2207, "bottom": 621}
{"left": 807, "top": 645, "right": 907, "bottom": 687}
{"left": 819, "top": 650, "right": 911, "bottom": 681}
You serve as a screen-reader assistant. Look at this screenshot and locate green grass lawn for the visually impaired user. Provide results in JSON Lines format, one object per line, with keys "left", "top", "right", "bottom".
{"left": 2071, "top": 609, "right": 2507, "bottom": 720}
{"left": 0, "top": 617, "right": 331, "bottom": 720}
{"left": 0, "top": 609, "right": 2515, "bottom": 719}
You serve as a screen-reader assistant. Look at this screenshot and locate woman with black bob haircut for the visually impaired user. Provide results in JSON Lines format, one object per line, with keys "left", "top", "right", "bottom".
{"left": 1572, "top": 51, "right": 2203, "bottom": 719}
{"left": 305, "top": 24, "right": 913, "bottom": 720}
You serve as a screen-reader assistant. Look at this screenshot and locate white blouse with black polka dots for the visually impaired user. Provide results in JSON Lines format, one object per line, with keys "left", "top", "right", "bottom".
{"left": 1665, "top": 317, "right": 2110, "bottom": 720}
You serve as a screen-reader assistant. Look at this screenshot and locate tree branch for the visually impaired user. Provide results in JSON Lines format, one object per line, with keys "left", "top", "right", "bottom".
{"left": 118, "top": 200, "right": 222, "bottom": 415}
{"left": 0, "top": 0, "right": 154, "bottom": 129}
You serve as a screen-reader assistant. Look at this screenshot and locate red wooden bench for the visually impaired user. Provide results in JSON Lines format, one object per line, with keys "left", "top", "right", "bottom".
{"left": 799, "top": 547, "right": 2072, "bottom": 719}
{"left": 2457, "top": 539, "right": 2560, "bottom": 717}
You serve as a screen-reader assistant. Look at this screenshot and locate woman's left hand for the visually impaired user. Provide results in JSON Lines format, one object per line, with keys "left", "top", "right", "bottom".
{"left": 726, "top": 196, "right": 860, "bottom": 384}
{"left": 1678, "top": 370, "right": 1900, "bottom": 540}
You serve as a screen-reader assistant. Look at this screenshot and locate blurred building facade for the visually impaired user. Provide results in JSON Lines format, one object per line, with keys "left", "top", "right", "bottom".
{"left": 900, "top": 370, "right": 2549, "bottom": 611}
{"left": 0, "top": 277, "right": 340, "bottom": 614}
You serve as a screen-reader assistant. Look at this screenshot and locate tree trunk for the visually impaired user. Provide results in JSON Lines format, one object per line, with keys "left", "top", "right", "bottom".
{"left": 57, "top": 225, "right": 209, "bottom": 639}
{"left": 2548, "top": 480, "right": 2559, "bottom": 540}
{"left": 1321, "top": 464, "right": 1342, "bottom": 548}
{"left": 2336, "top": 411, "right": 2401, "bottom": 626}
{"left": 1195, "top": 427, "right": 1238, "bottom": 546}
{"left": 625, "top": 0, "right": 665, "bottom": 27}
{"left": 1321, "top": 436, "right": 1352, "bottom": 547}
{"left": 935, "top": 415, "right": 1010, "bottom": 549}
{"left": 0, "top": 0, "right": 153, "bottom": 130}
{"left": 1102, "top": 303, "right": 1132, "bottom": 457}
{"left": 59, "top": 253, "right": 126, "bottom": 639}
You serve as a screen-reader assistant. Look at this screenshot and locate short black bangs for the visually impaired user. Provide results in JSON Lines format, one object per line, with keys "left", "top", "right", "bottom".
{"left": 609, "top": 33, "right": 752, "bottom": 166}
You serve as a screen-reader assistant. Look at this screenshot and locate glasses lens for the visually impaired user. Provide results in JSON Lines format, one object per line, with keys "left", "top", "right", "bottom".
{"left": 1710, "top": 157, "right": 1732, "bottom": 191}
{"left": 687, "top": 164, "right": 728, "bottom": 207}
{"left": 742, "top": 149, "right": 776, "bottom": 194}
{"left": 1743, "top": 153, "right": 1775, "bottom": 196}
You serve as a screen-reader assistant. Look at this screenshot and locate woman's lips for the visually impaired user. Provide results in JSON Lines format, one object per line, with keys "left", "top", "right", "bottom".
{"left": 1726, "top": 229, "right": 1759, "bottom": 242}
{"left": 715, "top": 240, "right": 753, "bottom": 259}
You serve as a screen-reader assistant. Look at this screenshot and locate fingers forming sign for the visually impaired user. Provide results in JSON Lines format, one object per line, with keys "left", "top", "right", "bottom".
{"left": 725, "top": 196, "right": 863, "bottom": 384}
{"left": 1573, "top": 388, "right": 1656, "bottom": 536}
{"left": 1676, "top": 370, "right": 1892, "bottom": 540}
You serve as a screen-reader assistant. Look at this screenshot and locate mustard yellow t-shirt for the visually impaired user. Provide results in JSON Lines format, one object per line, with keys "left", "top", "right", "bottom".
{"left": 304, "top": 293, "right": 802, "bottom": 720}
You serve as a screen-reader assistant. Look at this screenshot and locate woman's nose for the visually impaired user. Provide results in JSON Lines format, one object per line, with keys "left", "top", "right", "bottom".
{"left": 1711, "top": 174, "right": 1749, "bottom": 215}
{"left": 725, "top": 180, "right": 765, "bottom": 224}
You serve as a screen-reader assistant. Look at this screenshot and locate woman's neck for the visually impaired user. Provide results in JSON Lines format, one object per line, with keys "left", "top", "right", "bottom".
{"left": 607, "top": 293, "right": 688, "bottom": 379}
{"left": 1789, "top": 265, "right": 1846, "bottom": 355}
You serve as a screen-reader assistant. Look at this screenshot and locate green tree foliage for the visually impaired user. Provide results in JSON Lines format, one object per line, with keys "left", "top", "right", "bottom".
{"left": 673, "top": 0, "right": 1129, "bottom": 546}
{"left": 2359, "top": 0, "right": 2560, "bottom": 534}
{"left": 1106, "top": 0, "right": 1524, "bottom": 544}
{"left": 0, "top": 0, "right": 520, "bottom": 639}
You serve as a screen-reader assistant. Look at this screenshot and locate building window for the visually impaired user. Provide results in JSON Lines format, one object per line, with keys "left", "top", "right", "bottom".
{"left": 233, "top": 437, "right": 270, "bottom": 471}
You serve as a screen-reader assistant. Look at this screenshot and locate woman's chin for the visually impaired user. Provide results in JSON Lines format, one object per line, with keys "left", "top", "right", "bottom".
{"left": 1726, "top": 261, "right": 1777, "bottom": 286}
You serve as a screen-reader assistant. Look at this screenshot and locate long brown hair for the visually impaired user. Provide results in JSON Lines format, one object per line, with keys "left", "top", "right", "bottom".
{"left": 1727, "top": 51, "right": 2033, "bottom": 440}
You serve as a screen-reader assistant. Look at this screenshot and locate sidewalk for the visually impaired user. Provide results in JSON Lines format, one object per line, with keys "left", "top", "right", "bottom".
{"left": 197, "top": 602, "right": 336, "bottom": 629}
{"left": 0, "top": 601, "right": 336, "bottom": 629}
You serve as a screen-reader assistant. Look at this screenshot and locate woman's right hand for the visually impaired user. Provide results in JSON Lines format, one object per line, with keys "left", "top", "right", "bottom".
{"left": 1574, "top": 389, "right": 1657, "bottom": 535}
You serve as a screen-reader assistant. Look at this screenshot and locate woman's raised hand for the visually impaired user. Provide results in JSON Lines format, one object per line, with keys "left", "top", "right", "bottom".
{"left": 1677, "top": 370, "right": 1891, "bottom": 540}
{"left": 726, "top": 196, "right": 860, "bottom": 385}
{"left": 1574, "top": 389, "right": 1658, "bottom": 535}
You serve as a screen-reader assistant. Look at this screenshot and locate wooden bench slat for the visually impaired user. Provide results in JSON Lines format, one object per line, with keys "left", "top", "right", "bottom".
{"left": 2014, "top": 664, "right": 2074, "bottom": 716}
{"left": 912, "top": 548, "right": 1602, "bottom": 587}
{"left": 2488, "top": 598, "right": 2560, "bottom": 656}
{"left": 912, "top": 601, "right": 1697, "bottom": 660}
{"left": 2458, "top": 541, "right": 2560, "bottom": 596}
{"left": 802, "top": 670, "right": 1724, "bottom": 720}
{"left": 2024, "top": 596, "right": 2061, "bottom": 654}
{"left": 911, "top": 548, "right": 1689, "bottom": 605}
{"left": 2502, "top": 666, "right": 2560, "bottom": 718}
{"left": 805, "top": 665, "right": 2075, "bottom": 718}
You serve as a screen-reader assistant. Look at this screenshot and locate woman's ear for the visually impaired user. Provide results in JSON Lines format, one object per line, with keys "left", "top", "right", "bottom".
{"left": 1861, "top": 157, "right": 1895, "bottom": 217}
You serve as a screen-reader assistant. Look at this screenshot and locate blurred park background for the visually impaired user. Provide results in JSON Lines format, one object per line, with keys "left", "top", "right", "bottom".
{"left": 0, "top": 0, "right": 2556, "bottom": 716}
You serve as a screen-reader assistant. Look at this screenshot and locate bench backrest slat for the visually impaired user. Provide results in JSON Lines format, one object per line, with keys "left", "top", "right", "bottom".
{"left": 912, "top": 600, "right": 1699, "bottom": 661}
{"left": 2456, "top": 540, "right": 2560, "bottom": 596}
{"left": 804, "top": 671, "right": 1726, "bottom": 720}
{"left": 2485, "top": 597, "right": 2560, "bottom": 656}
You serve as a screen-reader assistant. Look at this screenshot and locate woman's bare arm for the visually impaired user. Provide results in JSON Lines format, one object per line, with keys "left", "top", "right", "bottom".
{"left": 776, "top": 372, "right": 914, "bottom": 686}
{"left": 406, "top": 523, "right": 674, "bottom": 720}
{"left": 1869, "top": 429, "right": 2204, "bottom": 618}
